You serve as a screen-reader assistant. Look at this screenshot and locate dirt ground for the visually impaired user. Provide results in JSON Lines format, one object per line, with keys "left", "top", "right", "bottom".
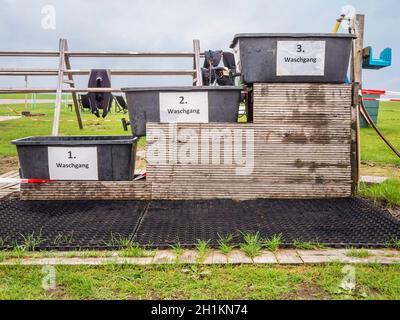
{"left": 361, "top": 163, "right": 400, "bottom": 179}
{"left": 0, "top": 156, "right": 19, "bottom": 175}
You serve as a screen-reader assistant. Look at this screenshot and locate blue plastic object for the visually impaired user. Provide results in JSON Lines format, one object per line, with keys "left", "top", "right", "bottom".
{"left": 363, "top": 46, "right": 392, "bottom": 70}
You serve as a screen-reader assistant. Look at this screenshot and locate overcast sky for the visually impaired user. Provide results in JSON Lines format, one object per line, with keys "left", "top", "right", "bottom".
{"left": 0, "top": 0, "right": 398, "bottom": 91}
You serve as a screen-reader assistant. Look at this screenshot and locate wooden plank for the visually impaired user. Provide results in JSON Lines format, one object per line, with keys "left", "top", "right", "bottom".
{"left": 193, "top": 40, "right": 203, "bottom": 86}
{"left": 20, "top": 181, "right": 151, "bottom": 201}
{"left": 350, "top": 14, "right": 365, "bottom": 84}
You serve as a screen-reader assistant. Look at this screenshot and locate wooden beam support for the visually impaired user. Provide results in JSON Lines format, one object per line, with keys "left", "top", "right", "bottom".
{"left": 350, "top": 14, "right": 365, "bottom": 85}
{"left": 193, "top": 40, "right": 203, "bottom": 86}
{"left": 63, "top": 40, "right": 83, "bottom": 130}
{"left": 0, "top": 69, "right": 197, "bottom": 76}
{"left": 51, "top": 39, "right": 66, "bottom": 136}
{"left": 0, "top": 51, "right": 202, "bottom": 58}
{"left": 0, "top": 87, "right": 121, "bottom": 93}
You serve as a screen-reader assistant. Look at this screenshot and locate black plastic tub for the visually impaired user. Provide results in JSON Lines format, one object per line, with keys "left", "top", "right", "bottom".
{"left": 230, "top": 33, "right": 356, "bottom": 84}
{"left": 12, "top": 136, "right": 137, "bottom": 181}
{"left": 122, "top": 86, "right": 242, "bottom": 136}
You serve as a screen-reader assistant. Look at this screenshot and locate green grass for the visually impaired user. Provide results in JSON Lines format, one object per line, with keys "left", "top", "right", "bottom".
{"left": 360, "top": 101, "right": 400, "bottom": 166}
{"left": 346, "top": 249, "right": 372, "bottom": 259}
{"left": 264, "top": 234, "right": 283, "bottom": 252}
{"left": 240, "top": 233, "right": 263, "bottom": 258}
{"left": 0, "top": 264, "right": 398, "bottom": 300}
{"left": 293, "top": 240, "right": 326, "bottom": 250}
{"left": 359, "top": 179, "right": 400, "bottom": 207}
{"left": 0, "top": 93, "right": 60, "bottom": 100}
{"left": 0, "top": 103, "right": 145, "bottom": 161}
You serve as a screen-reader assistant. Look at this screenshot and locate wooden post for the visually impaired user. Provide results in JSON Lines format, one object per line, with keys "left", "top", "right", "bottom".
{"left": 51, "top": 39, "right": 66, "bottom": 136}
{"left": 193, "top": 40, "right": 203, "bottom": 86}
{"left": 350, "top": 14, "right": 365, "bottom": 85}
{"left": 63, "top": 40, "right": 83, "bottom": 129}
{"left": 24, "top": 75, "right": 28, "bottom": 111}
{"left": 350, "top": 14, "right": 364, "bottom": 190}
{"left": 351, "top": 83, "right": 360, "bottom": 194}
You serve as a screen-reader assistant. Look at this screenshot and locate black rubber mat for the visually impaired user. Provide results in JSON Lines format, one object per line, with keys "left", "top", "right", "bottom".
{"left": 0, "top": 198, "right": 399, "bottom": 250}
{"left": 133, "top": 198, "right": 400, "bottom": 248}
{"left": 0, "top": 200, "right": 148, "bottom": 250}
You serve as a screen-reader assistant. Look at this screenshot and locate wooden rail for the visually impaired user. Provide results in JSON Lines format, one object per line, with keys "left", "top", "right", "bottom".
{"left": 0, "top": 38, "right": 204, "bottom": 135}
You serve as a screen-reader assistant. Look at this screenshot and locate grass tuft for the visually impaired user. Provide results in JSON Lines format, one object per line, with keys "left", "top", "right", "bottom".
{"left": 385, "top": 237, "right": 400, "bottom": 249}
{"left": 292, "top": 239, "right": 326, "bottom": 250}
{"left": 170, "top": 241, "right": 185, "bottom": 259}
{"left": 264, "top": 234, "right": 283, "bottom": 252}
{"left": 107, "top": 232, "right": 133, "bottom": 248}
{"left": 12, "top": 245, "right": 27, "bottom": 259}
{"left": 217, "top": 233, "right": 234, "bottom": 255}
{"left": 0, "top": 236, "right": 8, "bottom": 248}
{"left": 120, "top": 243, "right": 154, "bottom": 258}
{"left": 196, "top": 239, "right": 210, "bottom": 262}
{"left": 20, "top": 230, "right": 44, "bottom": 252}
{"left": 240, "top": 232, "right": 263, "bottom": 258}
{"left": 346, "top": 249, "right": 372, "bottom": 259}
{"left": 52, "top": 233, "right": 74, "bottom": 246}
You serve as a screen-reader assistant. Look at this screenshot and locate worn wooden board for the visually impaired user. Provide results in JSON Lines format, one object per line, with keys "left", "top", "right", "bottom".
{"left": 0, "top": 170, "right": 20, "bottom": 199}
{"left": 146, "top": 84, "right": 353, "bottom": 200}
{"left": 20, "top": 181, "right": 151, "bottom": 200}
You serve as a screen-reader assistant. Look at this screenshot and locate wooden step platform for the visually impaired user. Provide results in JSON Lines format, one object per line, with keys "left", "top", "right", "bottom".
{"left": 20, "top": 180, "right": 151, "bottom": 201}
{"left": 19, "top": 83, "right": 357, "bottom": 201}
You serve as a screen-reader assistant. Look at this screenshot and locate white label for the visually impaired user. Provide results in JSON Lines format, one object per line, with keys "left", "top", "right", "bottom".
{"left": 277, "top": 41, "right": 326, "bottom": 76}
{"left": 48, "top": 147, "right": 99, "bottom": 180}
{"left": 159, "top": 92, "right": 208, "bottom": 123}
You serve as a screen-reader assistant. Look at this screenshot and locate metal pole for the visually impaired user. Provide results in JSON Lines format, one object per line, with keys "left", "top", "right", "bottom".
{"left": 52, "top": 39, "right": 66, "bottom": 136}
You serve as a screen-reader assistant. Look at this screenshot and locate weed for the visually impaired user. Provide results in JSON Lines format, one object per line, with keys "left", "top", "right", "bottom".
{"left": 120, "top": 243, "right": 154, "bottom": 258}
{"left": 12, "top": 245, "right": 27, "bottom": 259}
{"left": 53, "top": 233, "right": 74, "bottom": 246}
{"left": 170, "top": 241, "right": 185, "bottom": 258}
{"left": 107, "top": 232, "right": 133, "bottom": 248}
{"left": 384, "top": 237, "right": 400, "bottom": 249}
{"left": 264, "top": 234, "right": 283, "bottom": 252}
{"left": 217, "top": 233, "right": 234, "bottom": 255}
{"left": 292, "top": 239, "right": 326, "bottom": 250}
{"left": 240, "top": 232, "right": 262, "bottom": 258}
{"left": 346, "top": 249, "right": 372, "bottom": 259}
{"left": 196, "top": 239, "right": 210, "bottom": 262}
{"left": 0, "top": 236, "right": 8, "bottom": 248}
{"left": 21, "top": 230, "right": 44, "bottom": 251}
